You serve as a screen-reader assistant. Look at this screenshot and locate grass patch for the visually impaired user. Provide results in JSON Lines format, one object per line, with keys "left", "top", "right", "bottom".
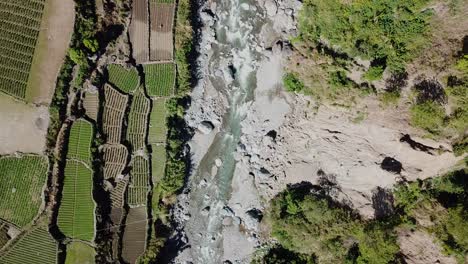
{"left": 65, "top": 242, "right": 96, "bottom": 264}
{"left": 283, "top": 73, "right": 304, "bottom": 92}
{"left": 107, "top": 64, "right": 139, "bottom": 94}
{"left": 379, "top": 90, "right": 401, "bottom": 107}
{"left": 409, "top": 101, "right": 445, "bottom": 134}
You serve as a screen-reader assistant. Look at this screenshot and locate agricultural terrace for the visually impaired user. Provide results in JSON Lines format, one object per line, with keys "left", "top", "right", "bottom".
{"left": 103, "top": 84, "right": 129, "bottom": 144}
{"left": 148, "top": 98, "right": 167, "bottom": 144}
{"left": 67, "top": 119, "right": 94, "bottom": 164}
{"left": 82, "top": 90, "right": 99, "bottom": 121}
{"left": 121, "top": 206, "right": 147, "bottom": 264}
{"left": 0, "top": 155, "right": 48, "bottom": 227}
{"left": 110, "top": 178, "right": 128, "bottom": 209}
{"left": 149, "top": 2, "right": 175, "bottom": 61}
{"left": 128, "top": 156, "right": 150, "bottom": 207}
{"left": 0, "top": 0, "right": 46, "bottom": 99}
{"left": 0, "top": 227, "right": 57, "bottom": 264}
{"left": 130, "top": 0, "right": 150, "bottom": 64}
{"left": 0, "top": 220, "right": 11, "bottom": 249}
{"left": 151, "top": 144, "right": 166, "bottom": 185}
{"left": 107, "top": 64, "right": 139, "bottom": 94}
{"left": 144, "top": 63, "right": 175, "bottom": 97}
{"left": 127, "top": 88, "right": 151, "bottom": 151}
{"left": 65, "top": 241, "right": 96, "bottom": 264}
{"left": 102, "top": 144, "right": 128, "bottom": 180}
{"left": 57, "top": 160, "right": 95, "bottom": 241}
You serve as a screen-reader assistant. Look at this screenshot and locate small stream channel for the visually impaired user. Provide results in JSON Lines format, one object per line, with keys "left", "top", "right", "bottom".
{"left": 184, "top": 0, "right": 264, "bottom": 262}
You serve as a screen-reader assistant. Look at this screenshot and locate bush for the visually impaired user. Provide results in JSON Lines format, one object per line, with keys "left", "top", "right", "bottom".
{"left": 363, "top": 66, "right": 384, "bottom": 81}
{"left": 284, "top": 73, "right": 305, "bottom": 92}
{"left": 456, "top": 55, "right": 468, "bottom": 74}
{"left": 379, "top": 91, "right": 400, "bottom": 107}
{"left": 409, "top": 101, "right": 446, "bottom": 134}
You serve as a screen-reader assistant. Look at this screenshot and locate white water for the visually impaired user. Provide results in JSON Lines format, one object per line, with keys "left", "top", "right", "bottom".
{"left": 184, "top": 0, "right": 262, "bottom": 262}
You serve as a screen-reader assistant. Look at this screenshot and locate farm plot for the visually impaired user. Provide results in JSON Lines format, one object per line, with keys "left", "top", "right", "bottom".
{"left": 149, "top": 2, "right": 175, "bottom": 61}
{"left": 127, "top": 156, "right": 150, "bottom": 207}
{"left": 110, "top": 206, "right": 123, "bottom": 260}
{"left": 129, "top": 0, "right": 150, "bottom": 64}
{"left": 107, "top": 64, "right": 139, "bottom": 94}
{"left": 103, "top": 144, "right": 128, "bottom": 180}
{"left": 82, "top": 90, "right": 99, "bottom": 121}
{"left": 0, "top": 155, "right": 48, "bottom": 227}
{"left": 65, "top": 241, "right": 96, "bottom": 264}
{"left": 0, "top": 227, "right": 57, "bottom": 264}
{"left": 0, "top": 0, "right": 46, "bottom": 100}
{"left": 103, "top": 84, "right": 129, "bottom": 144}
{"left": 148, "top": 98, "right": 167, "bottom": 144}
{"left": 127, "top": 88, "right": 151, "bottom": 151}
{"left": 144, "top": 63, "right": 175, "bottom": 97}
{"left": 67, "top": 119, "right": 94, "bottom": 164}
{"left": 0, "top": 221, "right": 10, "bottom": 249}
{"left": 121, "top": 206, "right": 147, "bottom": 264}
{"left": 110, "top": 178, "right": 128, "bottom": 209}
{"left": 57, "top": 160, "right": 95, "bottom": 242}
{"left": 151, "top": 144, "right": 167, "bottom": 185}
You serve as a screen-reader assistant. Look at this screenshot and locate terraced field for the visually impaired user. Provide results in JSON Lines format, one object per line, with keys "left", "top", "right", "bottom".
{"left": 129, "top": 0, "right": 150, "bottom": 64}
{"left": 107, "top": 64, "right": 140, "bottom": 94}
{"left": 127, "top": 88, "right": 151, "bottom": 151}
{"left": 65, "top": 241, "right": 96, "bottom": 264}
{"left": 127, "top": 156, "right": 150, "bottom": 207}
{"left": 0, "top": 220, "right": 10, "bottom": 249}
{"left": 57, "top": 160, "right": 95, "bottom": 241}
{"left": 103, "top": 84, "right": 129, "bottom": 144}
{"left": 0, "top": 227, "right": 57, "bottom": 264}
{"left": 82, "top": 90, "right": 99, "bottom": 121}
{"left": 121, "top": 206, "right": 147, "bottom": 264}
{"left": 144, "top": 63, "right": 175, "bottom": 97}
{"left": 0, "top": 155, "right": 48, "bottom": 227}
{"left": 110, "top": 178, "right": 128, "bottom": 209}
{"left": 149, "top": 2, "right": 175, "bottom": 61}
{"left": 0, "top": 0, "right": 46, "bottom": 100}
{"left": 149, "top": 98, "right": 168, "bottom": 144}
{"left": 67, "top": 119, "right": 94, "bottom": 164}
{"left": 151, "top": 144, "right": 167, "bottom": 185}
{"left": 103, "top": 144, "right": 128, "bottom": 180}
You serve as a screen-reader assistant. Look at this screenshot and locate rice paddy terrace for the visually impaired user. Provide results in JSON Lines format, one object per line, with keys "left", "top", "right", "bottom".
{"left": 0, "top": 0, "right": 180, "bottom": 263}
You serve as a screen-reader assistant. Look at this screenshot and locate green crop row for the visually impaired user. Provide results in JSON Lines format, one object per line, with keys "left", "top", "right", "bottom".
{"left": 107, "top": 64, "right": 140, "bottom": 94}
{"left": 127, "top": 88, "right": 150, "bottom": 151}
{"left": 128, "top": 156, "right": 150, "bottom": 207}
{"left": 144, "top": 63, "right": 175, "bottom": 97}
{"left": 67, "top": 119, "right": 94, "bottom": 164}
{"left": 0, "top": 227, "right": 57, "bottom": 264}
{"left": 148, "top": 98, "right": 167, "bottom": 144}
{"left": 57, "top": 160, "right": 95, "bottom": 241}
{"left": 0, "top": 155, "right": 48, "bottom": 227}
{"left": 0, "top": 0, "right": 46, "bottom": 100}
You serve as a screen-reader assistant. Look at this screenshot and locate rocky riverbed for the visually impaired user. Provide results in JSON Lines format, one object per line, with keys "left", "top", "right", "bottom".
{"left": 172, "top": 0, "right": 464, "bottom": 263}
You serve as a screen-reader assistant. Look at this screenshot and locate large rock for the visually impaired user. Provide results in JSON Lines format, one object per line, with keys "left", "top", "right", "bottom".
{"left": 398, "top": 230, "right": 457, "bottom": 264}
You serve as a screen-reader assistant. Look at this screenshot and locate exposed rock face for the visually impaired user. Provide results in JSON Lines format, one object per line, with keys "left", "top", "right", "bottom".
{"left": 398, "top": 230, "right": 457, "bottom": 264}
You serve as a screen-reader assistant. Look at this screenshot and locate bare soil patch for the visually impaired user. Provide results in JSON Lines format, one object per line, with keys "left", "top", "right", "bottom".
{"left": 0, "top": 94, "right": 49, "bottom": 154}
{"left": 26, "top": 0, "right": 75, "bottom": 105}
{"left": 130, "top": 0, "right": 150, "bottom": 64}
{"left": 149, "top": 3, "right": 175, "bottom": 61}
{"left": 121, "top": 206, "right": 147, "bottom": 264}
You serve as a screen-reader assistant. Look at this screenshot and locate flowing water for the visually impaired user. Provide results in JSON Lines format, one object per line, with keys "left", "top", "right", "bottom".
{"left": 185, "top": 0, "right": 263, "bottom": 262}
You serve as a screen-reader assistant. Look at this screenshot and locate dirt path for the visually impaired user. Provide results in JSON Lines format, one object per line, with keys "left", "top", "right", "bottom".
{"left": 26, "top": 0, "right": 75, "bottom": 105}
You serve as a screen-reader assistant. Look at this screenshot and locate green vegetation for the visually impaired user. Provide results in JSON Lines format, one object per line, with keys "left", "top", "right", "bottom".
{"left": 65, "top": 242, "right": 96, "bottom": 264}
{"left": 363, "top": 66, "right": 384, "bottom": 81}
{"left": 268, "top": 188, "right": 399, "bottom": 263}
{"left": 265, "top": 167, "right": 468, "bottom": 263}
{"left": 149, "top": 98, "right": 168, "bottom": 144}
{"left": 57, "top": 160, "right": 95, "bottom": 241}
{"left": 107, "top": 64, "right": 140, "bottom": 94}
{"left": 379, "top": 91, "right": 401, "bottom": 107}
{"left": 410, "top": 101, "right": 445, "bottom": 135}
{"left": 127, "top": 88, "right": 151, "bottom": 151}
{"left": 174, "top": 0, "right": 193, "bottom": 94}
{"left": 67, "top": 119, "right": 94, "bottom": 164}
{"left": 0, "top": 155, "right": 48, "bottom": 227}
{"left": 0, "top": 0, "right": 46, "bottom": 100}
{"left": 0, "top": 227, "right": 57, "bottom": 264}
{"left": 299, "top": 0, "right": 432, "bottom": 73}
{"left": 456, "top": 55, "right": 468, "bottom": 74}
{"left": 283, "top": 73, "right": 304, "bottom": 92}
{"left": 128, "top": 156, "right": 150, "bottom": 207}
{"left": 144, "top": 63, "right": 176, "bottom": 97}
{"left": 151, "top": 144, "right": 167, "bottom": 186}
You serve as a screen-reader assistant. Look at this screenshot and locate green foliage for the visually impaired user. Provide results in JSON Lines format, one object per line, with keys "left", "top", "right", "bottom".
{"left": 175, "top": 0, "right": 193, "bottom": 94}
{"left": 409, "top": 101, "right": 445, "bottom": 134}
{"left": 299, "top": 0, "right": 432, "bottom": 73}
{"left": 83, "top": 38, "right": 99, "bottom": 53}
{"left": 107, "top": 64, "right": 140, "bottom": 94}
{"left": 284, "top": 73, "right": 305, "bottom": 92}
{"left": 69, "top": 48, "right": 86, "bottom": 65}
{"left": 65, "top": 241, "right": 96, "bottom": 264}
{"left": 363, "top": 66, "right": 384, "bottom": 81}
{"left": 67, "top": 119, "right": 94, "bottom": 164}
{"left": 144, "top": 63, "right": 176, "bottom": 97}
{"left": 253, "top": 246, "right": 316, "bottom": 264}
{"left": 456, "top": 55, "right": 468, "bottom": 74}
{"left": 269, "top": 189, "right": 399, "bottom": 263}
{"left": 379, "top": 91, "right": 401, "bottom": 107}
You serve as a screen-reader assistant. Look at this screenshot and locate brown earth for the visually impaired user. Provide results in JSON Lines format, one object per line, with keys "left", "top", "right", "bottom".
{"left": 149, "top": 3, "right": 175, "bottom": 61}
{"left": 121, "top": 206, "right": 147, "bottom": 264}
{"left": 130, "top": 0, "right": 150, "bottom": 64}
{"left": 26, "top": 0, "right": 75, "bottom": 105}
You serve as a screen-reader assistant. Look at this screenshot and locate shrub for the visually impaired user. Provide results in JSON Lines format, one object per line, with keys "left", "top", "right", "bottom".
{"left": 363, "top": 66, "right": 384, "bottom": 81}
{"left": 409, "top": 101, "right": 445, "bottom": 134}
{"left": 456, "top": 55, "right": 468, "bottom": 74}
{"left": 284, "top": 73, "right": 305, "bottom": 92}
{"left": 380, "top": 91, "right": 400, "bottom": 107}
